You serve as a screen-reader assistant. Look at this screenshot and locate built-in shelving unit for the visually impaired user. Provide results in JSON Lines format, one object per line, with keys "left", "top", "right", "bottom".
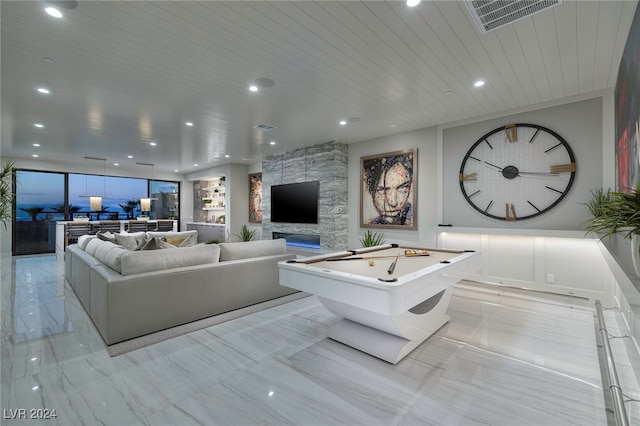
{"left": 201, "top": 184, "right": 226, "bottom": 212}
{"left": 193, "top": 177, "right": 226, "bottom": 225}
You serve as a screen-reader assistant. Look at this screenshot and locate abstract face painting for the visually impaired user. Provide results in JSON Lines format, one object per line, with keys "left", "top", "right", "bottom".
{"left": 248, "top": 173, "right": 262, "bottom": 223}
{"left": 361, "top": 149, "right": 416, "bottom": 229}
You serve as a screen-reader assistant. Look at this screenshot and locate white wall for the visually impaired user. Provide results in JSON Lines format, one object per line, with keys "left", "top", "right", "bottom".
{"left": 348, "top": 126, "right": 438, "bottom": 249}
{"left": 437, "top": 229, "right": 613, "bottom": 305}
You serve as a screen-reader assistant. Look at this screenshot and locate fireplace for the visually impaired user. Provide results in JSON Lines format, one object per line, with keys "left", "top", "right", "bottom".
{"left": 273, "top": 232, "right": 321, "bottom": 250}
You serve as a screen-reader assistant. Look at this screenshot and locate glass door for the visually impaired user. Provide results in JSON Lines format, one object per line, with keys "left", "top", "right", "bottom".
{"left": 13, "top": 170, "right": 65, "bottom": 255}
{"left": 150, "top": 180, "right": 180, "bottom": 220}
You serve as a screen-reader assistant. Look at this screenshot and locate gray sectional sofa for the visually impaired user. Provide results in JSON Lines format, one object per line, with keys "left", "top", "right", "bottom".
{"left": 65, "top": 233, "right": 296, "bottom": 345}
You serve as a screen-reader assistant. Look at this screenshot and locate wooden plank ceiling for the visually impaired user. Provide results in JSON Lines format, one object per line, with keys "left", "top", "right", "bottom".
{"left": 1, "top": 1, "right": 636, "bottom": 173}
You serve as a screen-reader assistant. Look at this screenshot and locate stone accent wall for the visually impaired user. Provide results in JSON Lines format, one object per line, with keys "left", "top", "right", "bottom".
{"left": 263, "top": 141, "right": 348, "bottom": 251}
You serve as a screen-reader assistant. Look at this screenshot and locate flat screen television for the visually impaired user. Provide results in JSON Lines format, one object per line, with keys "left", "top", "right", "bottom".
{"left": 271, "top": 181, "right": 319, "bottom": 224}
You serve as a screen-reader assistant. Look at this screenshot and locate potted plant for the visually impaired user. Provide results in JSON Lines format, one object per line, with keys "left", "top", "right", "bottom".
{"left": 582, "top": 185, "right": 640, "bottom": 276}
{"left": 359, "top": 230, "right": 385, "bottom": 247}
{"left": 235, "top": 224, "right": 256, "bottom": 242}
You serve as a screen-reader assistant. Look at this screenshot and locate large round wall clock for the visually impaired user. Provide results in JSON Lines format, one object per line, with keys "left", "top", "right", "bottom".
{"left": 459, "top": 123, "right": 576, "bottom": 221}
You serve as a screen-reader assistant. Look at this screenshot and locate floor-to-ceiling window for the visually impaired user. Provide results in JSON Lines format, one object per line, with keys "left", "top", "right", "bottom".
{"left": 68, "top": 174, "right": 148, "bottom": 220}
{"left": 13, "top": 170, "right": 65, "bottom": 255}
{"left": 150, "top": 180, "right": 180, "bottom": 220}
{"left": 13, "top": 170, "right": 180, "bottom": 255}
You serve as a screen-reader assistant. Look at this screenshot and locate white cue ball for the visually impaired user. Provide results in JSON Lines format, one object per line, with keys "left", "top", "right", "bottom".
{"left": 368, "top": 259, "right": 375, "bottom": 266}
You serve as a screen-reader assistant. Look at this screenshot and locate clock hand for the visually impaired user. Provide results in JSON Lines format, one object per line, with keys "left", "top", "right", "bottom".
{"left": 484, "top": 161, "right": 503, "bottom": 171}
{"left": 517, "top": 171, "right": 560, "bottom": 176}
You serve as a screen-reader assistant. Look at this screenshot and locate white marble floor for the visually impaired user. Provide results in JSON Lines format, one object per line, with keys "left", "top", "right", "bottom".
{"left": 2, "top": 254, "right": 640, "bottom": 425}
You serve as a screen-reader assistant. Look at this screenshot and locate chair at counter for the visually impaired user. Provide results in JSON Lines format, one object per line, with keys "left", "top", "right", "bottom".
{"left": 126, "top": 221, "right": 148, "bottom": 233}
{"left": 65, "top": 222, "right": 92, "bottom": 245}
{"left": 155, "top": 220, "right": 174, "bottom": 232}
{"left": 98, "top": 221, "right": 121, "bottom": 233}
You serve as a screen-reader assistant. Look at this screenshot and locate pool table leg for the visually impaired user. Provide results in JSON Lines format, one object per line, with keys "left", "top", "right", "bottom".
{"left": 320, "top": 287, "right": 454, "bottom": 364}
{"left": 327, "top": 315, "right": 449, "bottom": 364}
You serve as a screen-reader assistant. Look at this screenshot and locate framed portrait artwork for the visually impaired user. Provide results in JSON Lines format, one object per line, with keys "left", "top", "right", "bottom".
{"left": 360, "top": 148, "right": 417, "bottom": 229}
{"left": 248, "top": 172, "right": 262, "bottom": 223}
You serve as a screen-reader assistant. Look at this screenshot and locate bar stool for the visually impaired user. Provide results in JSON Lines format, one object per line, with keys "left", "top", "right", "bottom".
{"left": 98, "top": 221, "right": 121, "bottom": 233}
{"left": 155, "top": 220, "right": 174, "bottom": 232}
{"left": 65, "top": 222, "right": 92, "bottom": 245}
{"left": 127, "top": 221, "right": 148, "bottom": 233}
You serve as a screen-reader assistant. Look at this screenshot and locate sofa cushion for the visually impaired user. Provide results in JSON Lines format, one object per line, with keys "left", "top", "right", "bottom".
{"left": 77, "top": 234, "right": 96, "bottom": 250}
{"left": 120, "top": 244, "right": 220, "bottom": 276}
{"left": 219, "top": 239, "right": 286, "bottom": 261}
{"left": 85, "top": 237, "right": 106, "bottom": 256}
{"left": 84, "top": 238, "right": 127, "bottom": 273}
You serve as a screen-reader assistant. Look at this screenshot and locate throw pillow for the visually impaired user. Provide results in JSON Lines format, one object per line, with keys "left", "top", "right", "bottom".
{"left": 96, "top": 231, "right": 116, "bottom": 244}
{"left": 158, "top": 239, "right": 179, "bottom": 249}
{"left": 161, "top": 233, "right": 197, "bottom": 248}
{"left": 114, "top": 233, "right": 146, "bottom": 251}
{"left": 138, "top": 237, "right": 163, "bottom": 251}
{"left": 162, "top": 236, "right": 187, "bottom": 247}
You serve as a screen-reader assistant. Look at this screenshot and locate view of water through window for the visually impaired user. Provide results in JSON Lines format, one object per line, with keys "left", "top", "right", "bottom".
{"left": 13, "top": 169, "right": 180, "bottom": 255}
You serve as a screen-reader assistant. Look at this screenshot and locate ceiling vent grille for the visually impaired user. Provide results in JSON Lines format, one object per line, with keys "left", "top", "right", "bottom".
{"left": 465, "top": 0, "right": 563, "bottom": 33}
{"left": 253, "top": 123, "right": 277, "bottom": 131}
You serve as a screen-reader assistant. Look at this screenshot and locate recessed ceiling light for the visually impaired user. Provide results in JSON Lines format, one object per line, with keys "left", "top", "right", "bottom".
{"left": 44, "top": 7, "right": 63, "bottom": 18}
{"left": 150, "top": 142, "right": 156, "bottom": 146}
{"left": 407, "top": 0, "right": 421, "bottom": 6}
{"left": 32, "top": 154, "right": 39, "bottom": 158}
{"left": 32, "top": 143, "right": 40, "bottom": 147}
{"left": 185, "top": 122, "right": 193, "bottom": 126}
{"left": 249, "top": 85, "right": 259, "bottom": 92}
{"left": 224, "top": 154, "right": 230, "bottom": 158}
{"left": 127, "top": 155, "right": 133, "bottom": 159}
{"left": 114, "top": 163, "right": 119, "bottom": 166}
{"left": 269, "top": 141, "right": 276, "bottom": 145}
{"left": 37, "top": 88, "right": 50, "bottom": 94}
{"left": 174, "top": 169, "right": 179, "bottom": 172}
{"left": 339, "top": 120, "right": 347, "bottom": 126}
{"left": 474, "top": 80, "right": 485, "bottom": 87}
{"left": 194, "top": 164, "right": 198, "bottom": 167}
{"left": 34, "top": 123, "right": 44, "bottom": 128}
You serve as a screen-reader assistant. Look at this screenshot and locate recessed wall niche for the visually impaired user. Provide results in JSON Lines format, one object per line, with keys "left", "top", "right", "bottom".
{"left": 262, "top": 141, "right": 348, "bottom": 251}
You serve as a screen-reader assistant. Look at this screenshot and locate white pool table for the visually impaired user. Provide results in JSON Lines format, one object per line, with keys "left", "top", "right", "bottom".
{"left": 278, "top": 244, "right": 479, "bottom": 363}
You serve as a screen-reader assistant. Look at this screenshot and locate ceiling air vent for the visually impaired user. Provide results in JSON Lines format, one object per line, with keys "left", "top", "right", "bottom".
{"left": 253, "top": 123, "right": 277, "bottom": 131}
{"left": 465, "top": 0, "right": 563, "bottom": 34}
